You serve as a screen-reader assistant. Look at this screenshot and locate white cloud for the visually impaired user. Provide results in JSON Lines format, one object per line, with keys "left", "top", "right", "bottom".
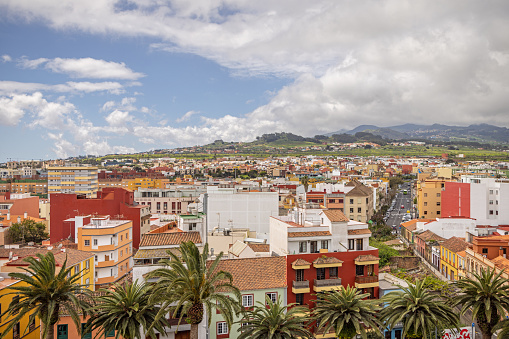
{"left": 48, "top": 132, "right": 77, "bottom": 158}
{"left": 105, "top": 110, "right": 133, "bottom": 126}
{"left": 0, "top": 93, "right": 43, "bottom": 126}
{"left": 1, "top": 55, "right": 12, "bottom": 62}
{"left": 18, "top": 57, "right": 144, "bottom": 80}
{"left": 176, "top": 110, "right": 199, "bottom": 123}
{"left": 0, "top": 80, "right": 127, "bottom": 95}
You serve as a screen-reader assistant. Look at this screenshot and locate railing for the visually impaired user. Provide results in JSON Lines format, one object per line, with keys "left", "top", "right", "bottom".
{"left": 293, "top": 280, "right": 310, "bottom": 289}
{"left": 314, "top": 278, "right": 342, "bottom": 287}
{"left": 355, "top": 275, "right": 378, "bottom": 284}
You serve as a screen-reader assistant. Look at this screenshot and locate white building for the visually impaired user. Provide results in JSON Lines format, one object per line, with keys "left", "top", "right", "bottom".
{"left": 461, "top": 177, "right": 509, "bottom": 226}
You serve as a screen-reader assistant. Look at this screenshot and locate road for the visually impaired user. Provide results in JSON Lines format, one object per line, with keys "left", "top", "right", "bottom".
{"left": 385, "top": 181, "right": 414, "bottom": 233}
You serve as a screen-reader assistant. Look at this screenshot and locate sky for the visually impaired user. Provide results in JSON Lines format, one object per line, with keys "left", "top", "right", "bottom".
{"left": 1, "top": 0, "right": 509, "bottom": 162}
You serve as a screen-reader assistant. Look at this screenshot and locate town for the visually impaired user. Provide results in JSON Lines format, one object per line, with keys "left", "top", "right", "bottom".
{"left": 0, "top": 153, "right": 508, "bottom": 339}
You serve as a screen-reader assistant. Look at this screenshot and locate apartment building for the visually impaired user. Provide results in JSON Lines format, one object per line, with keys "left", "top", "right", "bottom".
{"left": 417, "top": 179, "right": 447, "bottom": 219}
{"left": 47, "top": 164, "right": 98, "bottom": 197}
{"left": 344, "top": 181, "right": 374, "bottom": 223}
{"left": 440, "top": 236, "right": 469, "bottom": 281}
{"left": 77, "top": 216, "right": 133, "bottom": 288}
{"left": 10, "top": 181, "right": 48, "bottom": 195}
{"left": 134, "top": 187, "right": 205, "bottom": 215}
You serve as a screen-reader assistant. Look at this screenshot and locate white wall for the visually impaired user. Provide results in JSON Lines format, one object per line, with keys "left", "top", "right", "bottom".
{"left": 269, "top": 217, "right": 289, "bottom": 255}
{"left": 418, "top": 218, "right": 477, "bottom": 239}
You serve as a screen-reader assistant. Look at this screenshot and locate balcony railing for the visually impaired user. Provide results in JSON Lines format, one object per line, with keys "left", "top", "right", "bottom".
{"left": 355, "top": 275, "right": 378, "bottom": 284}
{"left": 314, "top": 278, "right": 342, "bottom": 288}
{"left": 293, "top": 280, "right": 310, "bottom": 289}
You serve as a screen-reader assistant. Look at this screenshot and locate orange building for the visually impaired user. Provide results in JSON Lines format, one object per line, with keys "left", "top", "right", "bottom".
{"left": 472, "top": 234, "right": 509, "bottom": 260}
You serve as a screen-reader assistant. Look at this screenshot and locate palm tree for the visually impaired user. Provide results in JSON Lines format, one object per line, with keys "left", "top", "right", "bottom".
{"left": 84, "top": 280, "right": 170, "bottom": 339}
{"left": 381, "top": 279, "right": 459, "bottom": 339}
{"left": 454, "top": 268, "right": 509, "bottom": 339}
{"left": 0, "top": 251, "right": 91, "bottom": 339}
{"left": 237, "top": 295, "right": 313, "bottom": 339}
{"left": 147, "top": 241, "right": 241, "bottom": 339}
{"left": 300, "top": 176, "right": 309, "bottom": 192}
{"left": 313, "top": 286, "right": 381, "bottom": 339}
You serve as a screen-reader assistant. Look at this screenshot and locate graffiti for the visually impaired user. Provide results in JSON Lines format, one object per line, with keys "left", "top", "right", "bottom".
{"left": 442, "top": 327, "right": 472, "bottom": 339}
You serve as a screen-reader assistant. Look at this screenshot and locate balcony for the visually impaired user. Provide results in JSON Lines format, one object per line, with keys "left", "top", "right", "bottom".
{"left": 292, "top": 280, "right": 310, "bottom": 294}
{"left": 313, "top": 278, "right": 342, "bottom": 292}
{"left": 355, "top": 275, "right": 379, "bottom": 288}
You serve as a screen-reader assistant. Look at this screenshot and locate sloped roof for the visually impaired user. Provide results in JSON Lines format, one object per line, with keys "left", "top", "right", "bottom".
{"left": 441, "top": 236, "right": 469, "bottom": 253}
{"left": 229, "top": 241, "right": 249, "bottom": 257}
{"left": 355, "top": 254, "right": 380, "bottom": 262}
{"left": 4, "top": 248, "right": 93, "bottom": 267}
{"left": 212, "top": 256, "right": 287, "bottom": 291}
{"left": 134, "top": 248, "right": 181, "bottom": 259}
{"left": 291, "top": 258, "right": 311, "bottom": 266}
{"left": 348, "top": 229, "right": 372, "bottom": 235}
{"left": 322, "top": 209, "right": 349, "bottom": 222}
{"left": 415, "top": 230, "right": 445, "bottom": 242}
{"left": 345, "top": 184, "right": 372, "bottom": 197}
{"left": 313, "top": 256, "right": 343, "bottom": 265}
{"left": 247, "top": 244, "right": 270, "bottom": 252}
{"left": 288, "top": 231, "right": 332, "bottom": 238}
{"left": 139, "top": 232, "right": 202, "bottom": 247}
{"left": 492, "top": 256, "right": 509, "bottom": 271}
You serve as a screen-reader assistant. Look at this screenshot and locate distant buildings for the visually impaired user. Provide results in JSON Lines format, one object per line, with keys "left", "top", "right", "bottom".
{"left": 48, "top": 164, "right": 98, "bottom": 197}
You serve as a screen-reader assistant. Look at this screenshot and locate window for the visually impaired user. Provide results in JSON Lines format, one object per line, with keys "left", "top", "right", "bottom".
{"left": 350, "top": 199, "right": 354, "bottom": 204}
{"left": 121, "top": 250, "right": 123, "bottom": 257}
{"left": 85, "top": 278, "right": 90, "bottom": 287}
{"left": 120, "top": 235, "right": 123, "bottom": 241}
{"left": 86, "top": 260, "right": 90, "bottom": 269}
{"left": 316, "top": 268, "right": 325, "bottom": 280}
{"left": 329, "top": 267, "right": 338, "bottom": 278}
{"left": 57, "top": 324, "right": 68, "bottom": 339}
{"left": 436, "top": 193, "right": 441, "bottom": 197}
{"left": 490, "top": 200, "right": 494, "bottom": 205}
{"left": 490, "top": 190, "right": 494, "bottom": 194}
{"left": 95, "top": 255, "right": 98, "bottom": 262}
{"left": 321, "top": 240, "right": 328, "bottom": 250}
{"left": 266, "top": 292, "right": 277, "bottom": 305}
{"left": 29, "top": 316, "right": 36, "bottom": 332}
{"left": 356, "top": 238, "right": 363, "bottom": 251}
{"left": 84, "top": 239, "right": 90, "bottom": 246}
{"left": 482, "top": 248, "right": 488, "bottom": 254}
{"left": 424, "top": 202, "right": 427, "bottom": 206}
{"left": 357, "top": 207, "right": 362, "bottom": 213}
{"left": 299, "top": 241, "right": 307, "bottom": 253}
{"left": 189, "top": 223, "right": 197, "bottom": 231}
{"left": 310, "top": 241, "right": 318, "bottom": 253}
{"left": 93, "top": 239, "right": 98, "bottom": 246}
{"left": 437, "top": 211, "right": 441, "bottom": 215}
{"left": 348, "top": 239, "right": 355, "bottom": 250}
{"left": 74, "top": 266, "right": 79, "bottom": 275}
{"left": 296, "top": 269, "right": 304, "bottom": 282}
{"left": 436, "top": 202, "right": 441, "bottom": 206}
{"left": 242, "top": 295, "right": 254, "bottom": 308}
{"left": 356, "top": 265, "right": 364, "bottom": 276}
{"left": 424, "top": 193, "right": 427, "bottom": 197}
{"left": 12, "top": 295, "right": 19, "bottom": 314}
{"left": 217, "top": 322, "right": 228, "bottom": 335}
{"left": 126, "top": 232, "right": 129, "bottom": 239}
{"left": 490, "top": 210, "right": 494, "bottom": 215}
{"left": 106, "top": 330, "right": 115, "bottom": 337}
{"left": 13, "top": 322, "right": 20, "bottom": 339}
{"left": 424, "top": 211, "right": 428, "bottom": 215}
{"left": 295, "top": 293, "right": 304, "bottom": 305}
{"left": 350, "top": 208, "right": 354, "bottom": 213}
{"left": 82, "top": 323, "right": 92, "bottom": 339}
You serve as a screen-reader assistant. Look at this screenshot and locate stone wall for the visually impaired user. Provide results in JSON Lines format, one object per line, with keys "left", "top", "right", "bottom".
{"left": 389, "top": 256, "right": 420, "bottom": 270}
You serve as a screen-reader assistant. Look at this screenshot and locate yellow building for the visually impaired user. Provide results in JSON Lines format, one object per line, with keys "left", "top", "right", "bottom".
{"left": 78, "top": 216, "right": 132, "bottom": 288}
{"left": 440, "top": 236, "right": 469, "bottom": 281}
{"left": 126, "top": 178, "right": 168, "bottom": 191}
{"left": 417, "top": 179, "right": 447, "bottom": 219}
{"left": 0, "top": 278, "right": 40, "bottom": 339}
{"left": 47, "top": 164, "right": 98, "bottom": 197}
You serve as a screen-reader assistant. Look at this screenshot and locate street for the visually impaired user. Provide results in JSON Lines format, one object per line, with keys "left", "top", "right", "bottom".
{"left": 385, "top": 182, "right": 414, "bottom": 232}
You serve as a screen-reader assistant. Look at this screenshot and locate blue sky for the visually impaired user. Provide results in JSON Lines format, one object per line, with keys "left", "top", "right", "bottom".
{"left": 1, "top": 0, "right": 509, "bottom": 161}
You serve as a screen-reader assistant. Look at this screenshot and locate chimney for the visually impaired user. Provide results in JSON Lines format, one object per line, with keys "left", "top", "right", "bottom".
{"left": 24, "top": 211, "right": 27, "bottom": 218}
{"left": 7, "top": 212, "right": 10, "bottom": 220}
{"left": 17, "top": 216, "right": 21, "bottom": 223}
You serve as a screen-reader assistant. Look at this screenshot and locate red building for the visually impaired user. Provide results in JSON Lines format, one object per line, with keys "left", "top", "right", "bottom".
{"left": 287, "top": 250, "right": 380, "bottom": 308}
{"left": 49, "top": 187, "right": 150, "bottom": 248}
{"left": 441, "top": 182, "right": 471, "bottom": 218}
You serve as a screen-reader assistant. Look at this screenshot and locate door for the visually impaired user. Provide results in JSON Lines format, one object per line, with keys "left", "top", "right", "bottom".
{"left": 310, "top": 241, "right": 317, "bottom": 253}
{"left": 175, "top": 331, "right": 190, "bottom": 339}
{"left": 57, "top": 324, "right": 68, "bottom": 339}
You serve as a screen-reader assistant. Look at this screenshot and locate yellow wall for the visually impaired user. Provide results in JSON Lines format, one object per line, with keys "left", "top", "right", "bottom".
{"left": 440, "top": 246, "right": 459, "bottom": 281}
{"left": 0, "top": 280, "right": 40, "bottom": 339}
{"left": 126, "top": 178, "right": 167, "bottom": 191}
{"left": 417, "top": 180, "right": 444, "bottom": 219}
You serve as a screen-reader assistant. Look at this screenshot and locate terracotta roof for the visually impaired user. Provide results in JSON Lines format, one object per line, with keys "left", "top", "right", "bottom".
{"left": 247, "top": 244, "right": 270, "bottom": 252}
{"left": 313, "top": 256, "right": 343, "bottom": 265}
{"left": 345, "top": 184, "right": 372, "bottom": 197}
{"left": 291, "top": 258, "right": 311, "bottom": 266}
{"left": 5, "top": 248, "right": 93, "bottom": 267}
{"left": 415, "top": 230, "right": 445, "bottom": 242}
{"left": 134, "top": 248, "right": 181, "bottom": 259}
{"left": 348, "top": 229, "right": 372, "bottom": 235}
{"left": 355, "top": 254, "right": 380, "bottom": 262}
{"left": 492, "top": 256, "right": 509, "bottom": 271}
{"left": 322, "top": 209, "right": 349, "bottom": 222}
{"left": 401, "top": 220, "right": 418, "bottom": 231}
{"left": 212, "top": 256, "right": 286, "bottom": 291}
{"left": 441, "top": 236, "right": 469, "bottom": 253}
{"left": 288, "top": 231, "right": 332, "bottom": 238}
{"left": 52, "top": 239, "right": 79, "bottom": 249}
{"left": 139, "top": 232, "right": 202, "bottom": 247}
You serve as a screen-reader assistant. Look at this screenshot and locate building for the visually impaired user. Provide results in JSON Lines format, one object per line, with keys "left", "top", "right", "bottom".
{"left": 471, "top": 234, "right": 509, "bottom": 260}
{"left": 414, "top": 230, "right": 444, "bottom": 264}
{"left": 343, "top": 181, "right": 374, "bottom": 223}
{"left": 10, "top": 180, "right": 48, "bottom": 196}
{"left": 378, "top": 273, "right": 409, "bottom": 339}
{"left": 417, "top": 179, "right": 447, "bottom": 219}
{"left": 134, "top": 187, "right": 204, "bottom": 215}
{"left": 49, "top": 187, "right": 150, "bottom": 249}
{"left": 209, "top": 256, "right": 287, "bottom": 339}
{"left": 47, "top": 164, "right": 98, "bottom": 197}
{"left": 440, "top": 237, "right": 469, "bottom": 281}
{"left": 76, "top": 216, "right": 133, "bottom": 288}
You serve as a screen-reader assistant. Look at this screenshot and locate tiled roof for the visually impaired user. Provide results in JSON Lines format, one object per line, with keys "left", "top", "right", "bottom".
{"left": 416, "top": 230, "right": 445, "bottom": 242}
{"left": 247, "top": 244, "right": 270, "bottom": 252}
{"left": 345, "top": 184, "right": 372, "bottom": 197}
{"left": 355, "top": 254, "right": 380, "bottom": 262}
{"left": 288, "top": 231, "right": 332, "bottom": 238}
{"left": 291, "top": 258, "right": 311, "bottom": 266}
{"left": 322, "top": 209, "right": 349, "bottom": 222}
{"left": 492, "top": 256, "right": 509, "bottom": 271}
{"left": 5, "top": 248, "right": 93, "bottom": 267}
{"left": 441, "top": 236, "right": 469, "bottom": 253}
{"left": 348, "top": 229, "right": 372, "bottom": 235}
{"left": 313, "top": 256, "right": 343, "bottom": 265}
{"left": 212, "top": 256, "right": 286, "bottom": 291}
{"left": 134, "top": 248, "right": 181, "bottom": 259}
{"left": 139, "top": 232, "right": 202, "bottom": 247}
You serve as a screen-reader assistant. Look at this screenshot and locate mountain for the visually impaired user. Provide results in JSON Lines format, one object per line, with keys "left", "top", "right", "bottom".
{"left": 324, "top": 123, "right": 509, "bottom": 144}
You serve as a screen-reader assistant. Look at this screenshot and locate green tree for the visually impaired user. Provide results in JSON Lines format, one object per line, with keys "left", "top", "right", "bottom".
{"left": 454, "top": 268, "right": 509, "bottom": 339}
{"left": 237, "top": 296, "right": 313, "bottom": 339}
{"left": 8, "top": 219, "right": 48, "bottom": 244}
{"left": 369, "top": 240, "right": 398, "bottom": 267}
{"left": 312, "top": 286, "right": 381, "bottom": 339}
{"left": 0, "top": 252, "right": 91, "bottom": 339}
{"left": 381, "top": 280, "right": 459, "bottom": 339}
{"left": 147, "top": 241, "right": 241, "bottom": 339}
{"left": 85, "top": 280, "right": 170, "bottom": 339}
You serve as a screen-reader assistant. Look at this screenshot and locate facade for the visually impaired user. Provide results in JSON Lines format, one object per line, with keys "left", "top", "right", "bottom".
{"left": 417, "top": 179, "right": 446, "bottom": 219}
{"left": 471, "top": 234, "right": 509, "bottom": 260}
{"left": 209, "top": 256, "right": 287, "bottom": 339}
{"left": 77, "top": 216, "right": 133, "bottom": 288}
{"left": 47, "top": 164, "right": 98, "bottom": 197}
{"left": 134, "top": 187, "right": 205, "bottom": 215}
{"left": 414, "top": 230, "right": 444, "bottom": 264}
{"left": 344, "top": 181, "right": 374, "bottom": 223}
{"left": 379, "top": 273, "right": 408, "bottom": 339}
{"left": 440, "top": 237, "right": 469, "bottom": 281}
{"left": 49, "top": 187, "right": 150, "bottom": 249}
{"left": 10, "top": 181, "right": 48, "bottom": 196}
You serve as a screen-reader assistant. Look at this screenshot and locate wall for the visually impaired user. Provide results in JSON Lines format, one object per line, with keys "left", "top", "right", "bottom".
{"left": 441, "top": 182, "right": 470, "bottom": 218}
{"left": 389, "top": 256, "right": 420, "bottom": 270}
